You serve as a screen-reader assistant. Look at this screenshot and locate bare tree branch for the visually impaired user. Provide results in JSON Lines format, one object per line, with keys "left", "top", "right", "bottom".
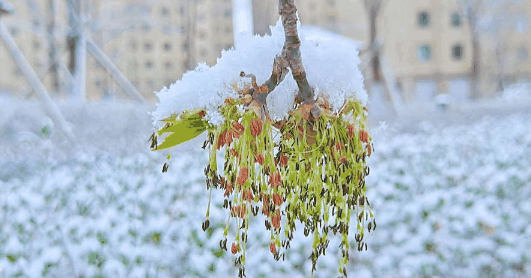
{"left": 242, "top": 0, "right": 315, "bottom": 119}
{"left": 278, "top": 0, "right": 314, "bottom": 102}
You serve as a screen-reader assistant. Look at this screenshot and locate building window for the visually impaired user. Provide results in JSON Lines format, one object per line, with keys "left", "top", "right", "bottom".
{"left": 164, "top": 61, "right": 173, "bottom": 69}
{"left": 224, "top": 10, "right": 232, "bottom": 18}
{"left": 145, "top": 61, "right": 154, "bottom": 69}
{"left": 161, "top": 7, "right": 169, "bottom": 17}
{"left": 327, "top": 0, "right": 335, "bottom": 6}
{"left": 142, "top": 25, "right": 151, "bottom": 33}
{"left": 199, "top": 31, "right": 206, "bottom": 39}
{"left": 144, "top": 42, "right": 153, "bottom": 51}
{"left": 452, "top": 44, "right": 463, "bottom": 60}
{"left": 182, "top": 42, "right": 189, "bottom": 51}
{"left": 418, "top": 44, "right": 431, "bottom": 62}
{"left": 418, "top": 11, "right": 430, "bottom": 27}
{"left": 163, "top": 42, "right": 172, "bottom": 52}
{"left": 451, "top": 13, "right": 461, "bottom": 27}
{"left": 517, "top": 46, "right": 529, "bottom": 61}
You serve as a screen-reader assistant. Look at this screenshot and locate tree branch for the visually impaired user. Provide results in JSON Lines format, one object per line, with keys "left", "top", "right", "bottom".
{"left": 241, "top": 0, "right": 315, "bottom": 114}
{"left": 278, "top": 0, "right": 314, "bottom": 103}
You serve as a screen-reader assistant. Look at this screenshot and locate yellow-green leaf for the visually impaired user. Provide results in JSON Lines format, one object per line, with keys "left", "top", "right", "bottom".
{"left": 155, "top": 111, "right": 209, "bottom": 150}
{"left": 156, "top": 121, "right": 207, "bottom": 150}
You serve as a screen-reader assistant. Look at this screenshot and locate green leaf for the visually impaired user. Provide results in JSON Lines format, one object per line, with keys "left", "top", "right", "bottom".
{"left": 156, "top": 119, "right": 208, "bottom": 150}
{"left": 154, "top": 110, "right": 210, "bottom": 150}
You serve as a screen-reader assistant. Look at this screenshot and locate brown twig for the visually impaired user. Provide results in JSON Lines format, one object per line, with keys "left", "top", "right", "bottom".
{"left": 241, "top": 0, "right": 316, "bottom": 116}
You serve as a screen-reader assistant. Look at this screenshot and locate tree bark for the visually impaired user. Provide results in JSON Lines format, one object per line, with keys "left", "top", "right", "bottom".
{"left": 67, "top": 0, "right": 78, "bottom": 75}
{"left": 278, "top": 0, "right": 314, "bottom": 102}
{"left": 470, "top": 30, "right": 480, "bottom": 99}
{"left": 47, "top": 0, "right": 60, "bottom": 92}
{"left": 183, "top": 0, "right": 197, "bottom": 71}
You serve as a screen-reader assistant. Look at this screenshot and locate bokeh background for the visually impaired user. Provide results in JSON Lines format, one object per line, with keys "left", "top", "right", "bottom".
{"left": 1, "top": 0, "right": 530, "bottom": 277}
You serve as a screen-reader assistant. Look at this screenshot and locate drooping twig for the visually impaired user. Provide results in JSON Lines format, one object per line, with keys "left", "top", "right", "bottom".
{"left": 242, "top": 0, "right": 316, "bottom": 113}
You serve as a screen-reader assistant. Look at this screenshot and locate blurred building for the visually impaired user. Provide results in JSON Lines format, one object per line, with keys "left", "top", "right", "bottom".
{"left": 1, "top": 0, "right": 530, "bottom": 103}
{"left": 0, "top": 0, "right": 233, "bottom": 101}
{"left": 254, "top": 0, "right": 531, "bottom": 103}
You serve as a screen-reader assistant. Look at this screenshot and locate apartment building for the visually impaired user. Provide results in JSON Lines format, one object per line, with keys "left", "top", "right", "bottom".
{"left": 0, "top": 0, "right": 233, "bottom": 101}
{"left": 1, "top": 0, "right": 530, "bottom": 103}
{"left": 254, "top": 0, "right": 531, "bottom": 103}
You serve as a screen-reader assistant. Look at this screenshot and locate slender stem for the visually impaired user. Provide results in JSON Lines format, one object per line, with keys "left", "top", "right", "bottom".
{"left": 278, "top": 0, "right": 314, "bottom": 102}
{"left": 243, "top": 0, "right": 315, "bottom": 110}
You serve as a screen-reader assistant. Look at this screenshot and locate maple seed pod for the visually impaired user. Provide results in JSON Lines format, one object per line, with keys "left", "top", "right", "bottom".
{"left": 359, "top": 130, "right": 369, "bottom": 143}
{"left": 255, "top": 153, "right": 265, "bottom": 165}
{"left": 270, "top": 242, "right": 277, "bottom": 254}
{"left": 224, "top": 183, "right": 233, "bottom": 197}
{"left": 271, "top": 211, "right": 281, "bottom": 229}
{"left": 198, "top": 110, "right": 206, "bottom": 118}
{"left": 229, "top": 149, "right": 240, "bottom": 158}
{"left": 339, "top": 157, "right": 348, "bottom": 164}
{"left": 217, "top": 132, "right": 225, "bottom": 150}
{"left": 231, "top": 243, "right": 238, "bottom": 254}
{"left": 231, "top": 205, "right": 246, "bottom": 218}
{"left": 233, "top": 121, "right": 245, "bottom": 133}
{"left": 244, "top": 189, "right": 254, "bottom": 202}
{"left": 250, "top": 118, "right": 263, "bottom": 137}
{"left": 231, "top": 129, "right": 241, "bottom": 139}
{"left": 262, "top": 198, "right": 270, "bottom": 216}
{"left": 224, "top": 130, "right": 233, "bottom": 146}
{"left": 273, "top": 193, "right": 283, "bottom": 206}
{"left": 347, "top": 125, "right": 355, "bottom": 139}
{"left": 279, "top": 155, "right": 288, "bottom": 167}
{"left": 237, "top": 167, "right": 249, "bottom": 186}
{"left": 202, "top": 219, "right": 210, "bottom": 231}
{"left": 270, "top": 172, "right": 282, "bottom": 188}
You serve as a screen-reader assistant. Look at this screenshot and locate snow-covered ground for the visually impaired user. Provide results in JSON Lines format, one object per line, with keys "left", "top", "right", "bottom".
{"left": 0, "top": 99, "right": 530, "bottom": 277}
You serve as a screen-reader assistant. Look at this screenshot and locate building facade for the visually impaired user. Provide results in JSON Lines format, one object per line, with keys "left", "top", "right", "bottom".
{"left": 254, "top": 0, "right": 531, "bottom": 103}
{"left": 1, "top": 0, "right": 530, "bottom": 103}
{"left": 0, "top": 0, "right": 233, "bottom": 101}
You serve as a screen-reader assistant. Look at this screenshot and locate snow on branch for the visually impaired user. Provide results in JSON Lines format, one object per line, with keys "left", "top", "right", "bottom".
{"left": 152, "top": 7, "right": 366, "bottom": 127}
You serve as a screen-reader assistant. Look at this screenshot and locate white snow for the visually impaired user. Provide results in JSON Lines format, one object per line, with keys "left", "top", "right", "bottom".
{"left": 1, "top": 99, "right": 531, "bottom": 277}
{"left": 152, "top": 20, "right": 366, "bottom": 125}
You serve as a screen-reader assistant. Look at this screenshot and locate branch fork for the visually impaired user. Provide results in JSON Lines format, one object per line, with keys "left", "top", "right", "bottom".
{"left": 237, "top": 0, "right": 323, "bottom": 122}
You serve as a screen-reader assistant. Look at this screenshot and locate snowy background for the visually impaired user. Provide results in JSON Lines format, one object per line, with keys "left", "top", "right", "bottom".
{"left": 0, "top": 95, "right": 530, "bottom": 277}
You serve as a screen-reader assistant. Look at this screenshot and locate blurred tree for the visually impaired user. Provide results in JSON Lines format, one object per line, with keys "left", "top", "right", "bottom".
{"left": 457, "top": 0, "right": 508, "bottom": 98}
{"left": 47, "top": 0, "right": 60, "bottom": 92}
{"left": 363, "top": 0, "right": 387, "bottom": 91}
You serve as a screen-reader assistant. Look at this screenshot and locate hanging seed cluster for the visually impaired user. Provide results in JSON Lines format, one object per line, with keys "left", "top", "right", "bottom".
{"left": 152, "top": 83, "right": 375, "bottom": 277}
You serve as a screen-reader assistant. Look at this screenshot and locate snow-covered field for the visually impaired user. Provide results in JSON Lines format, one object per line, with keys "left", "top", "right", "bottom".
{"left": 1, "top": 100, "right": 530, "bottom": 277}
